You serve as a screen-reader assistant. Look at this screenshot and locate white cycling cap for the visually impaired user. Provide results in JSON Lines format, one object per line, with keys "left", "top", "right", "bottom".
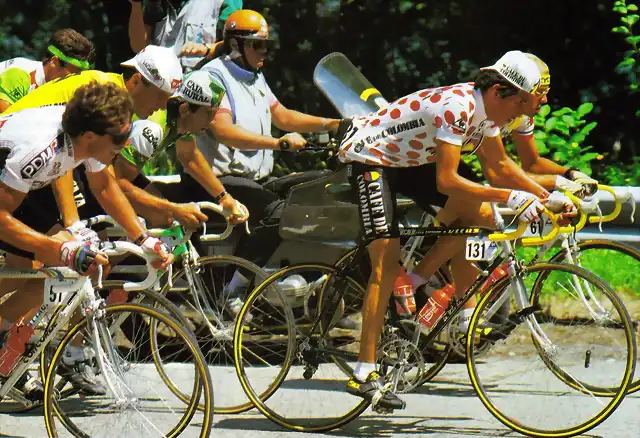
{"left": 480, "top": 50, "right": 542, "bottom": 94}
{"left": 121, "top": 45, "right": 183, "bottom": 94}
{"left": 174, "top": 70, "right": 226, "bottom": 107}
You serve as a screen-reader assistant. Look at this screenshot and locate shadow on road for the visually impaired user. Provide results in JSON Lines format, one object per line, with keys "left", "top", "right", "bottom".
{"left": 213, "top": 413, "right": 523, "bottom": 437}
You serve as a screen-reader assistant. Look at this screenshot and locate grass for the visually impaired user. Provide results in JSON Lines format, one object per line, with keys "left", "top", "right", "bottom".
{"left": 516, "top": 244, "right": 640, "bottom": 298}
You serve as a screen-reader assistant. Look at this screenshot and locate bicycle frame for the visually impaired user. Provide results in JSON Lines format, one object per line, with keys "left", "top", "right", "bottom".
{"left": 0, "top": 269, "right": 85, "bottom": 404}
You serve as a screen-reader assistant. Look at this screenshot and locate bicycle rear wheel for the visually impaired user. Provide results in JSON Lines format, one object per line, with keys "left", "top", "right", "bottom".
{"left": 157, "top": 255, "right": 268, "bottom": 414}
{"left": 233, "top": 263, "right": 369, "bottom": 432}
{"left": 467, "top": 262, "right": 635, "bottom": 437}
{"left": 43, "top": 303, "right": 213, "bottom": 438}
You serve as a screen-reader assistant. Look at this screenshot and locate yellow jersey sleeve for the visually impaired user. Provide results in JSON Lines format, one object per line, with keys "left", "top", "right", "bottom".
{"left": 3, "top": 70, "right": 126, "bottom": 114}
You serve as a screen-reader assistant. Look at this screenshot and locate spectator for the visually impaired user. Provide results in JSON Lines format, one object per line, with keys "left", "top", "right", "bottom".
{"left": 128, "top": 0, "right": 242, "bottom": 71}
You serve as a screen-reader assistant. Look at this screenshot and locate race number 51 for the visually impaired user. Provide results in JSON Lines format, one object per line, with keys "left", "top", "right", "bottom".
{"left": 465, "top": 236, "right": 499, "bottom": 261}
{"left": 43, "top": 278, "right": 74, "bottom": 306}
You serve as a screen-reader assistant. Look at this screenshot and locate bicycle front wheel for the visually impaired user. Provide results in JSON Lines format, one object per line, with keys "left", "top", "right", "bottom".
{"left": 548, "top": 239, "right": 640, "bottom": 393}
{"left": 467, "top": 262, "right": 636, "bottom": 437}
{"left": 43, "top": 303, "right": 214, "bottom": 438}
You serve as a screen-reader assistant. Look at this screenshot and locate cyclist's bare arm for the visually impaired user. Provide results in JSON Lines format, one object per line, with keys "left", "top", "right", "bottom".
{"left": 128, "top": 0, "right": 152, "bottom": 53}
{"left": 475, "top": 136, "right": 548, "bottom": 197}
{"left": 113, "top": 156, "right": 184, "bottom": 214}
{"left": 112, "top": 155, "right": 207, "bottom": 227}
{"left": 513, "top": 131, "right": 570, "bottom": 176}
{"left": 176, "top": 137, "right": 227, "bottom": 199}
{"left": 0, "top": 181, "right": 63, "bottom": 264}
{"left": 85, "top": 166, "right": 146, "bottom": 241}
{"left": 52, "top": 171, "right": 81, "bottom": 227}
{"left": 435, "top": 140, "right": 512, "bottom": 203}
{"left": 271, "top": 102, "right": 340, "bottom": 133}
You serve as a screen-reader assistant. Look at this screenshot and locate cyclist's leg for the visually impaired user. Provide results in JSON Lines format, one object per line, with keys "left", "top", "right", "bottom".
{"left": 359, "top": 237, "right": 402, "bottom": 364}
{"left": 0, "top": 186, "right": 61, "bottom": 325}
{"left": 345, "top": 162, "right": 405, "bottom": 409}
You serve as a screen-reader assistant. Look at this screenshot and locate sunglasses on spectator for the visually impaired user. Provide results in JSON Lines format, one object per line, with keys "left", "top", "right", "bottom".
{"left": 247, "top": 40, "right": 270, "bottom": 50}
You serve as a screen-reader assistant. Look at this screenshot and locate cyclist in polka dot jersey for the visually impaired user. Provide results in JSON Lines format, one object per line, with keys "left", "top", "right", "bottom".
{"left": 339, "top": 82, "right": 499, "bottom": 167}
{"left": 340, "top": 50, "right": 577, "bottom": 409}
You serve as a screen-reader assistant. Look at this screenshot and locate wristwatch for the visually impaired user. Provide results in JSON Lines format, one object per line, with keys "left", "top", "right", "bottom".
{"left": 214, "top": 191, "right": 227, "bottom": 203}
{"left": 278, "top": 139, "right": 291, "bottom": 151}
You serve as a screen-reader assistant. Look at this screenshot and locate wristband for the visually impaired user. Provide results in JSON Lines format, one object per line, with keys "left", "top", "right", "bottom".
{"left": 133, "top": 231, "right": 149, "bottom": 246}
{"left": 563, "top": 167, "right": 579, "bottom": 179}
{"left": 214, "top": 191, "right": 227, "bottom": 203}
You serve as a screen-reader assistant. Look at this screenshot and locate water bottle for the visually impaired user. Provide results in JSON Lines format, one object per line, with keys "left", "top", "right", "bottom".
{"left": 392, "top": 267, "right": 416, "bottom": 317}
{"left": 478, "top": 264, "right": 509, "bottom": 295}
{"left": 0, "top": 318, "right": 35, "bottom": 377}
{"left": 416, "top": 284, "right": 456, "bottom": 329}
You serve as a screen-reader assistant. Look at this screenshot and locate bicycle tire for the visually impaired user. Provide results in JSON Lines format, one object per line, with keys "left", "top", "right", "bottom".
{"left": 39, "top": 283, "right": 191, "bottom": 401}
{"left": 546, "top": 239, "right": 640, "bottom": 393}
{"left": 157, "top": 255, "right": 268, "bottom": 414}
{"left": 233, "top": 263, "right": 369, "bottom": 433}
{"left": 43, "top": 303, "right": 214, "bottom": 438}
{"left": 467, "top": 262, "right": 635, "bottom": 437}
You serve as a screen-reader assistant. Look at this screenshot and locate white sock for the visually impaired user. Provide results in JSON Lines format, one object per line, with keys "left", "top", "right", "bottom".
{"left": 226, "top": 271, "right": 250, "bottom": 298}
{"left": 408, "top": 272, "right": 428, "bottom": 289}
{"left": 0, "top": 318, "right": 14, "bottom": 332}
{"left": 353, "top": 361, "right": 376, "bottom": 382}
{"left": 459, "top": 308, "right": 475, "bottom": 331}
{"left": 64, "top": 344, "right": 85, "bottom": 363}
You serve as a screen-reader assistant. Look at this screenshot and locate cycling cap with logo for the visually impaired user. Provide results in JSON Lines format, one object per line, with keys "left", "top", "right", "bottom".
{"left": 121, "top": 45, "right": 183, "bottom": 94}
{"left": 174, "top": 70, "right": 226, "bottom": 107}
{"left": 480, "top": 50, "right": 542, "bottom": 94}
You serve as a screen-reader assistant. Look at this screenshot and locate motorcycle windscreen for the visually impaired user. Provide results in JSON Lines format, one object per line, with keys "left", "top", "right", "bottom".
{"left": 313, "top": 52, "right": 389, "bottom": 118}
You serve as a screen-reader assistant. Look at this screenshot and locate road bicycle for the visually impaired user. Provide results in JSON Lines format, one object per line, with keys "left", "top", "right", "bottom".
{"left": 232, "top": 193, "right": 636, "bottom": 437}
{"left": 0, "top": 238, "right": 214, "bottom": 437}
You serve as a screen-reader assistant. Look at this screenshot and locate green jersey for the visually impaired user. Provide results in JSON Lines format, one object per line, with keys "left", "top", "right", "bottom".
{"left": 120, "top": 107, "right": 194, "bottom": 169}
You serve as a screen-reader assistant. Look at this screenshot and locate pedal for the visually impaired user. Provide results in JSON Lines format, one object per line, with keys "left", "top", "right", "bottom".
{"left": 372, "top": 404, "right": 394, "bottom": 414}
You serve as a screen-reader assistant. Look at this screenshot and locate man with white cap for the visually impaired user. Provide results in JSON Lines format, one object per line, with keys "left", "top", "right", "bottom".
{"left": 336, "top": 50, "right": 575, "bottom": 410}
{"left": 71, "top": 69, "right": 248, "bottom": 230}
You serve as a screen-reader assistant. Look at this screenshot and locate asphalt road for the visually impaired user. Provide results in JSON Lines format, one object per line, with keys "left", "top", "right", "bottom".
{"left": 1, "top": 362, "right": 639, "bottom": 438}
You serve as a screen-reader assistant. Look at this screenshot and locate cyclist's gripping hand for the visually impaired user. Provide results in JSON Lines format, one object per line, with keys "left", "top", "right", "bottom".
{"left": 59, "top": 240, "right": 108, "bottom": 276}
{"left": 544, "top": 191, "right": 578, "bottom": 215}
{"left": 219, "top": 193, "right": 249, "bottom": 225}
{"left": 507, "top": 190, "right": 544, "bottom": 223}
{"left": 279, "top": 133, "right": 307, "bottom": 151}
{"left": 173, "top": 202, "right": 209, "bottom": 229}
{"left": 570, "top": 171, "right": 598, "bottom": 196}
{"left": 139, "top": 235, "right": 174, "bottom": 270}
{"left": 554, "top": 176, "right": 584, "bottom": 197}
{"left": 65, "top": 221, "right": 100, "bottom": 245}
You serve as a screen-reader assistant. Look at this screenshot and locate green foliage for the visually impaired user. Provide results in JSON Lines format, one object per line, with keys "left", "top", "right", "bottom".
{"left": 612, "top": 0, "right": 640, "bottom": 99}
{"left": 272, "top": 149, "right": 333, "bottom": 177}
{"left": 595, "top": 156, "right": 640, "bottom": 185}
{"left": 528, "top": 103, "right": 601, "bottom": 174}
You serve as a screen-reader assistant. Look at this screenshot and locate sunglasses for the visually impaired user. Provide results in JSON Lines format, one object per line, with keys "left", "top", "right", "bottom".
{"left": 247, "top": 40, "right": 270, "bottom": 50}
{"left": 103, "top": 124, "right": 133, "bottom": 145}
